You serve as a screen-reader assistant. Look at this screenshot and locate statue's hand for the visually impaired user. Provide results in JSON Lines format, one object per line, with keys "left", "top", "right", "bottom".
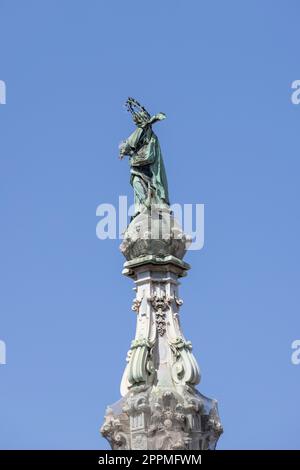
{"left": 119, "top": 141, "right": 128, "bottom": 160}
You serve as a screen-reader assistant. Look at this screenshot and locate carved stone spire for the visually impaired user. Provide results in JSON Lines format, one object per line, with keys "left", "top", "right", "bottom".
{"left": 100, "top": 206, "right": 223, "bottom": 450}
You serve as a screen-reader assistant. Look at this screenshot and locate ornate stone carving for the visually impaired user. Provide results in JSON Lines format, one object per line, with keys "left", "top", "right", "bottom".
{"left": 101, "top": 386, "right": 222, "bottom": 450}
{"left": 206, "top": 407, "right": 224, "bottom": 437}
{"left": 132, "top": 434, "right": 147, "bottom": 450}
{"left": 100, "top": 408, "right": 129, "bottom": 450}
{"left": 147, "top": 391, "right": 188, "bottom": 450}
{"left": 125, "top": 338, "right": 155, "bottom": 387}
{"left": 131, "top": 297, "right": 142, "bottom": 313}
{"left": 169, "top": 337, "right": 201, "bottom": 386}
{"left": 149, "top": 292, "right": 172, "bottom": 336}
{"left": 174, "top": 295, "right": 183, "bottom": 307}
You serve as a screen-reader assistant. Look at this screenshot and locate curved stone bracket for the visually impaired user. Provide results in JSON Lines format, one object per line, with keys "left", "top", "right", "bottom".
{"left": 127, "top": 338, "right": 156, "bottom": 387}
{"left": 169, "top": 337, "right": 201, "bottom": 386}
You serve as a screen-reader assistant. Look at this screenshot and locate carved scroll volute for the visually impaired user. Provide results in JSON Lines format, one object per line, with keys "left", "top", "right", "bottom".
{"left": 169, "top": 337, "right": 201, "bottom": 386}
{"left": 121, "top": 334, "right": 156, "bottom": 391}
{"left": 128, "top": 339, "right": 150, "bottom": 384}
{"left": 120, "top": 289, "right": 155, "bottom": 396}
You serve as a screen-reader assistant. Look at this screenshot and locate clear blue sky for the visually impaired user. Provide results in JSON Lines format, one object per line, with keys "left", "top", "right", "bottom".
{"left": 0, "top": 0, "right": 299, "bottom": 450}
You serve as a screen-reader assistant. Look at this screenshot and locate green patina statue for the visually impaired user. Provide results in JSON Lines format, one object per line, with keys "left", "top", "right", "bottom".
{"left": 119, "top": 98, "right": 170, "bottom": 216}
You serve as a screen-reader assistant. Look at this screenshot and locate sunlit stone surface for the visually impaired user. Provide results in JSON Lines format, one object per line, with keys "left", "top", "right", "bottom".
{"left": 100, "top": 207, "right": 223, "bottom": 450}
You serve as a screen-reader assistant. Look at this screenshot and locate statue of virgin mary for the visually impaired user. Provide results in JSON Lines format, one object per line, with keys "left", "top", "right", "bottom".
{"left": 119, "top": 98, "right": 170, "bottom": 216}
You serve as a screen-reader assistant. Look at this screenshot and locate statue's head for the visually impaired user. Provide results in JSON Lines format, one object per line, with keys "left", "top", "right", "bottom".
{"left": 125, "top": 97, "right": 166, "bottom": 128}
{"left": 125, "top": 97, "right": 150, "bottom": 128}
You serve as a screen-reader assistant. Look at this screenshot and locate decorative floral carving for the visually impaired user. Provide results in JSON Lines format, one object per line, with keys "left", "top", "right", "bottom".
{"left": 132, "top": 297, "right": 142, "bottom": 313}
{"left": 149, "top": 292, "right": 172, "bottom": 336}
{"left": 147, "top": 391, "right": 188, "bottom": 450}
{"left": 123, "top": 388, "right": 151, "bottom": 416}
{"left": 169, "top": 337, "right": 193, "bottom": 357}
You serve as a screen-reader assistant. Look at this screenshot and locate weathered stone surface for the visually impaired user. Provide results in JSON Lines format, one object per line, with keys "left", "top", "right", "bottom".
{"left": 120, "top": 207, "right": 191, "bottom": 262}
{"left": 101, "top": 386, "right": 222, "bottom": 450}
{"left": 101, "top": 210, "right": 223, "bottom": 450}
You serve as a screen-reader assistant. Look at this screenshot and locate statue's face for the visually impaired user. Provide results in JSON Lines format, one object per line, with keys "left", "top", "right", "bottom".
{"left": 133, "top": 115, "right": 140, "bottom": 126}
{"left": 133, "top": 111, "right": 149, "bottom": 127}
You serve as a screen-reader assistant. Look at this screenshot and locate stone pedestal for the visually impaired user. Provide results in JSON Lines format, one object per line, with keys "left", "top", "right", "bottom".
{"left": 100, "top": 208, "right": 222, "bottom": 450}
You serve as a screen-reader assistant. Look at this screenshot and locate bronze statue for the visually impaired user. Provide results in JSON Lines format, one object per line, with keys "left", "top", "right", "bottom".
{"left": 119, "top": 98, "right": 170, "bottom": 216}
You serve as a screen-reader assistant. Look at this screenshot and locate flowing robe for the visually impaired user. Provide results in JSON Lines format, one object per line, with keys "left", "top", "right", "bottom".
{"left": 121, "top": 125, "right": 170, "bottom": 214}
